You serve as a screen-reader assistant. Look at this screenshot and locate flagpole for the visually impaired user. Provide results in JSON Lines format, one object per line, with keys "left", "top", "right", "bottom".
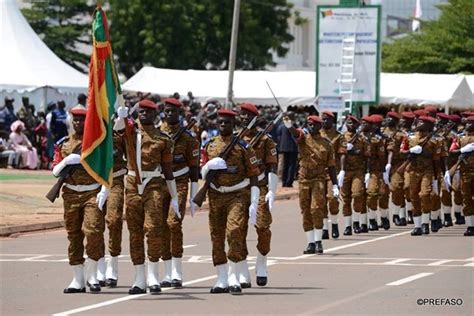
{"left": 225, "top": 0, "right": 241, "bottom": 109}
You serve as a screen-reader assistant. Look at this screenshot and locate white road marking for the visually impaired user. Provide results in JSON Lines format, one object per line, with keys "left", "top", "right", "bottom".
{"left": 386, "top": 272, "right": 433, "bottom": 286}
{"left": 51, "top": 230, "right": 412, "bottom": 315}
{"left": 183, "top": 244, "right": 197, "bottom": 249}
{"left": 427, "top": 259, "right": 453, "bottom": 266}
{"left": 463, "top": 262, "right": 474, "bottom": 267}
{"left": 383, "top": 258, "right": 410, "bottom": 265}
{"left": 19, "top": 255, "right": 51, "bottom": 261}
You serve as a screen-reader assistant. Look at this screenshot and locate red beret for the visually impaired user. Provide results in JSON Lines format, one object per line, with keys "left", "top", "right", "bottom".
{"left": 362, "top": 115, "right": 372, "bottom": 123}
{"left": 70, "top": 105, "right": 87, "bottom": 116}
{"left": 370, "top": 114, "right": 384, "bottom": 124}
{"left": 462, "top": 111, "right": 474, "bottom": 117}
{"left": 466, "top": 116, "right": 474, "bottom": 122}
{"left": 240, "top": 103, "right": 259, "bottom": 116}
{"left": 401, "top": 111, "right": 416, "bottom": 119}
{"left": 217, "top": 109, "right": 237, "bottom": 117}
{"left": 436, "top": 112, "right": 450, "bottom": 120}
{"left": 387, "top": 111, "right": 400, "bottom": 119}
{"left": 413, "top": 109, "right": 428, "bottom": 117}
{"left": 424, "top": 105, "right": 437, "bottom": 113}
{"left": 419, "top": 115, "right": 436, "bottom": 123}
{"left": 322, "top": 111, "right": 335, "bottom": 118}
{"left": 164, "top": 98, "right": 182, "bottom": 108}
{"left": 347, "top": 115, "right": 360, "bottom": 123}
{"left": 307, "top": 115, "right": 323, "bottom": 124}
{"left": 139, "top": 99, "right": 158, "bottom": 109}
{"left": 449, "top": 114, "right": 461, "bottom": 123}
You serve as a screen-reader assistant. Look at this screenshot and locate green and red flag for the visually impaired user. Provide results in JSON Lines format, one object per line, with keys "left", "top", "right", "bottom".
{"left": 81, "top": 6, "right": 121, "bottom": 188}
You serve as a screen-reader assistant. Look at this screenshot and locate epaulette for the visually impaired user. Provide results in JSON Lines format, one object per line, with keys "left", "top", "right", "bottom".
{"left": 55, "top": 136, "right": 69, "bottom": 146}
{"left": 303, "top": 128, "right": 309, "bottom": 135}
{"left": 238, "top": 139, "right": 250, "bottom": 149}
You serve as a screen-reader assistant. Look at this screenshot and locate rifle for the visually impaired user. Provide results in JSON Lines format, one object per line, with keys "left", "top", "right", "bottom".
{"left": 192, "top": 116, "right": 258, "bottom": 207}
{"left": 395, "top": 130, "right": 437, "bottom": 175}
{"left": 45, "top": 145, "right": 82, "bottom": 203}
{"left": 249, "top": 112, "right": 283, "bottom": 148}
{"left": 172, "top": 118, "right": 197, "bottom": 142}
{"left": 449, "top": 151, "right": 473, "bottom": 177}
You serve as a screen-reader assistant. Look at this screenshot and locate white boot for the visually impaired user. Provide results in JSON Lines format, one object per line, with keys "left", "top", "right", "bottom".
{"left": 228, "top": 261, "right": 242, "bottom": 294}
{"left": 87, "top": 259, "right": 101, "bottom": 292}
{"left": 96, "top": 257, "right": 106, "bottom": 284}
{"left": 306, "top": 230, "right": 315, "bottom": 243}
{"left": 422, "top": 213, "right": 430, "bottom": 224}
{"left": 323, "top": 218, "right": 328, "bottom": 230}
{"left": 105, "top": 256, "right": 119, "bottom": 286}
{"left": 238, "top": 259, "right": 251, "bottom": 287}
{"left": 414, "top": 216, "right": 422, "bottom": 228}
{"left": 147, "top": 262, "right": 161, "bottom": 294}
{"left": 255, "top": 251, "right": 268, "bottom": 286}
{"left": 161, "top": 259, "right": 172, "bottom": 287}
{"left": 171, "top": 257, "right": 183, "bottom": 287}
{"left": 360, "top": 213, "right": 367, "bottom": 226}
{"left": 64, "top": 264, "right": 85, "bottom": 293}
{"left": 399, "top": 207, "right": 406, "bottom": 219}
{"left": 210, "top": 263, "right": 229, "bottom": 293}
{"left": 129, "top": 264, "right": 146, "bottom": 294}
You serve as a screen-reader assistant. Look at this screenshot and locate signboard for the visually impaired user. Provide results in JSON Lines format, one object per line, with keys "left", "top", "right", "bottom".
{"left": 316, "top": 96, "right": 345, "bottom": 112}
{"left": 316, "top": 5, "right": 381, "bottom": 105}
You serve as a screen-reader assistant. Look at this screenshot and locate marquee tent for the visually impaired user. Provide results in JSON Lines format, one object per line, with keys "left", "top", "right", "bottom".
{"left": 0, "top": 0, "right": 88, "bottom": 110}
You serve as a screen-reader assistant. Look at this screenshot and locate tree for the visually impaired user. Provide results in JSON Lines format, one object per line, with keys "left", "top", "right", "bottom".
{"left": 22, "top": 0, "right": 94, "bottom": 72}
{"left": 109, "top": 0, "right": 299, "bottom": 78}
{"left": 382, "top": 0, "right": 474, "bottom": 74}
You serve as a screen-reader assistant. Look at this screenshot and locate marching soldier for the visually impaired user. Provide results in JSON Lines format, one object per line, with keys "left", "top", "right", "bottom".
{"left": 201, "top": 109, "right": 260, "bottom": 295}
{"left": 320, "top": 111, "right": 343, "bottom": 239}
{"left": 238, "top": 103, "right": 278, "bottom": 287}
{"left": 450, "top": 116, "right": 474, "bottom": 236}
{"left": 399, "top": 111, "right": 417, "bottom": 224}
{"left": 401, "top": 115, "right": 440, "bottom": 235}
{"left": 115, "top": 99, "right": 181, "bottom": 295}
{"left": 284, "top": 115, "right": 339, "bottom": 254}
{"left": 52, "top": 105, "right": 106, "bottom": 293}
{"left": 337, "top": 115, "right": 371, "bottom": 235}
{"left": 383, "top": 111, "right": 408, "bottom": 226}
{"left": 96, "top": 129, "right": 127, "bottom": 287}
{"left": 447, "top": 114, "right": 465, "bottom": 226}
{"left": 159, "top": 98, "right": 200, "bottom": 288}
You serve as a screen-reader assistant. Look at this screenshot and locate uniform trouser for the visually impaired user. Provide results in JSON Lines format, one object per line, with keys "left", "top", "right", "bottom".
{"left": 389, "top": 167, "right": 405, "bottom": 207}
{"left": 208, "top": 188, "right": 247, "bottom": 266}
{"left": 408, "top": 170, "right": 433, "bottom": 216}
{"left": 452, "top": 177, "right": 463, "bottom": 206}
{"left": 367, "top": 172, "right": 389, "bottom": 211}
{"left": 404, "top": 172, "right": 411, "bottom": 205}
{"left": 105, "top": 176, "right": 125, "bottom": 257}
{"left": 430, "top": 176, "right": 442, "bottom": 212}
{"left": 161, "top": 178, "right": 188, "bottom": 261}
{"left": 461, "top": 171, "right": 474, "bottom": 217}
{"left": 341, "top": 170, "right": 366, "bottom": 217}
{"left": 322, "top": 178, "right": 339, "bottom": 218}
{"left": 299, "top": 178, "right": 326, "bottom": 231}
{"left": 63, "top": 188, "right": 105, "bottom": 265}
{"left": 125, "top": 177, "right": 163, "bottom": 265}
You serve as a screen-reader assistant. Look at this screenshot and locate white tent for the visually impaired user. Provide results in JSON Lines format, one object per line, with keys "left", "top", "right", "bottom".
{"left": 0, "top": 0, "right": 88, "bottom": 110}
{"left": 123, "top": 67, "right": 474, "bottom": 110}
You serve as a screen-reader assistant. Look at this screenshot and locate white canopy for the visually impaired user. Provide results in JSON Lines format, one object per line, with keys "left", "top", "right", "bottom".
{"left": 0, "top": 0, "right": 88, "bottom": 109}
{"left": 123, "top": 67, "right": 474, "bottom": 110}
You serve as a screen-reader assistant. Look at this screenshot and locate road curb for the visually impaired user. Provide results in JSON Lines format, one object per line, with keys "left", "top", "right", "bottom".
{"left": 0, "top": 190, "right": 298, "bottom": 237}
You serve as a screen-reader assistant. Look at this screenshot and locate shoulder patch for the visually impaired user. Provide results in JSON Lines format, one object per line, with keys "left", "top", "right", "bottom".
{"left": 250, "top": 156, "right": 258, "bottom": 164}
{"left": 55, "top": 136, "right": 69, "bottom": 146}
{"left": 192, "top": 149, "right": 199, "bottom": 157}
{"left": 270, "top": 148, "right": 277, "bottom": 156}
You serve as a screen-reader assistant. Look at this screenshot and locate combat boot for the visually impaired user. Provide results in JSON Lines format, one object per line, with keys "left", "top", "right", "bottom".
{"left": 353, "top": 221, "right": 361, "bottom": 234}
{"left": 399, "top": 217, "right": 407, "bottom": 226}
{"left": 464, "top": 216, "right": 474, "bottom": 236}
{"left": 315, "top": 241, "right": 323, "bottom": 254}
{"left": 343, "top": 226, "right": 352, "bottom": 236}
{"left": 421, "top": 223, "right": 430, "bottom": 235}
{"left": 381, "top": 217, "right": 390, "bottom": 230}
{"left": 407, "top": 210, "right": 414, "bottom": 224}
{"left": 228, "top": 262, "right": 242, "bottom": 295}
{"left": 431, "top": 220, "right": 440, "bottom": 233}
{"left": 331, "top": 224, "right": 339, "bottom": 239}
{"left": 255, "top": 252, "right": 268, "bottom": 287}
{"left": 171, "top": 257, "right": 183, "bottom": 288}
{"left": 160, "top": 259, "right": 172, "bottom": 287}
{"left": 303, "top": 243, "right": 316, "bottom": 254}
{"left": 238, "top": 259, "right": 251, "bottom": 288}
{"left": 411, "top": 227, "right": 422, "bottom": 236}
{"left": 393, "top": 214, "right": 401, "bottom": 226}
{"left": 147, "top": 262, "right": 161, "bottom": 294}
{"left": 322, "top": 229, "right": 329, "bottom": 240}
{"left": 369, "top": 219, "right": 378, "bottom": 231}
{"left": 443, "top": 214, "right": 453, "bottom": 227}
{"left": 454, "top": 212, "right": 465, "bottom": 225}
{"left": 87, "top": 259, "right": 101, "bottom": 293}
{"left": 96, "top": 257, "right": 106, "bottom": 287}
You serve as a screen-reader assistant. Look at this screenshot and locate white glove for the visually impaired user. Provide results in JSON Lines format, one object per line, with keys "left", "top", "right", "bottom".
{"left": 265, "top": 172, "right": 278, "bottom": 212}
{"left": 52, "top": 153, "right": 81, "bottom": 177}
{"left": 283, "top": 117, "right": 292, "bottom": 129}
{"left": 346, "top": 143, "right": 354, "bottom": 151}
{"left": 96, "top": 186, "right": 110, "bottom": 211}
{"left": 453, "top": 170, "right": 461, "bottom": 188}
{"left": 249, "top": 186, "right": 260, "bottom": 226}
{"left": 202, "top": 157, "right": 227, "bottom": 179}
{"left": 432, "top": 180, "right": 439, "bottom": 195}
{"left": 460, "top": 143, "right": 474, "bottom": 154}
{"left": 337, "top": 170, "right": 345, "bottom": 188}
{"left": 364, "top": 172, "right": 370, "bottom": 189}
{"left": 383, "top": 164, "right": 391, "bottom": 185}
{"left": 166, "top": 180, "right": 181, "bottom": 219}
{"left": 117, "top": 106, "right": 129, "bottom": 119}
{"left": 443, "top": 171, "right": 451, "bottom": 192}
{"left": 189, "top": 182, "right": 199, "bottom": 217}
{"left": 332, "top": 184, "right": 339, "bottom": 199}
{"left": 409, "top": 145, "right": 422, "bottom": 154}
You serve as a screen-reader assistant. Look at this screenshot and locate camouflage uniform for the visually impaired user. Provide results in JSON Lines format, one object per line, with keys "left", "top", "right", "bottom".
{"left": 160, "top": 122, "right": 200, "bottom": 260}
{"left": 455, "top": 132, "right": 474, "bottom": 217}
{"left": 54, "top": 134, "right": 105, "bottom": 265}
{"left": 204, "top": 135, "right": 259, "bottom": 266}
{"left": 366, "top": 133, "right": 389, "bottom": 219}
{"left": 125, "top": 122, "right": 173, "bottom": 265}
{"left": 384, "top": 127, "right": 407, "bottom": 208}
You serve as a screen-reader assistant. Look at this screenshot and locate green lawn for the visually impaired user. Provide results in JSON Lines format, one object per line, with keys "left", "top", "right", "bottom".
{"left": 0, "top": 173, "right": 55, "bottom": 181}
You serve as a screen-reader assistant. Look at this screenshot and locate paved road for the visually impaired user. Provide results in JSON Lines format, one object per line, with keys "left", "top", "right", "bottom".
{"left": 1, "top": 199, "right": 473, "bottom": 315}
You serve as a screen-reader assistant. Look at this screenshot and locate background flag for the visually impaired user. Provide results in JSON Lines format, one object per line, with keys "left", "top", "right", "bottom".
{"left": 81, "top": 6, "right": 121, "bottom": 187}
{"left": 412, "top": 0, "right": 422, "bottom": 32}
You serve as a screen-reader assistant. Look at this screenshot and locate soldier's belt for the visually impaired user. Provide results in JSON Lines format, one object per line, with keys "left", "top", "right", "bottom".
{"left": 128, "top": 170, "right": 162, "bottom": 178}
{"left": 257, "top": 172, "right": 266, "bottom": 182}
{"left": 210, "top": 179, "right": 250, "bottom": 193}
{"left": 64, "top": 183, "right": 100, "bottom": 192}
{"left": 113, "top": 168, "right": 127, "bottom": 178}
{"left": 170, "top": 166, "right": 189, "bottom": 178}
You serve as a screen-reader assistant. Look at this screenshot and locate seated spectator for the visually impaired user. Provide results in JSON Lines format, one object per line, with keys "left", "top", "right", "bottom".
{"left": 0, "top": 138, "right": 17, "bottom": 168}
{"left": 9, "top": 120, "right": 38, "bottom": 169}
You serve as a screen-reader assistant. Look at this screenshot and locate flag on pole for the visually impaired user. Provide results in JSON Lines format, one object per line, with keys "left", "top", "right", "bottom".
{"left": 412, "top": 0, "right": 422, "bottom": 32}
{"left": 81, "top": 6, "right": 121, "bottom": 188}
